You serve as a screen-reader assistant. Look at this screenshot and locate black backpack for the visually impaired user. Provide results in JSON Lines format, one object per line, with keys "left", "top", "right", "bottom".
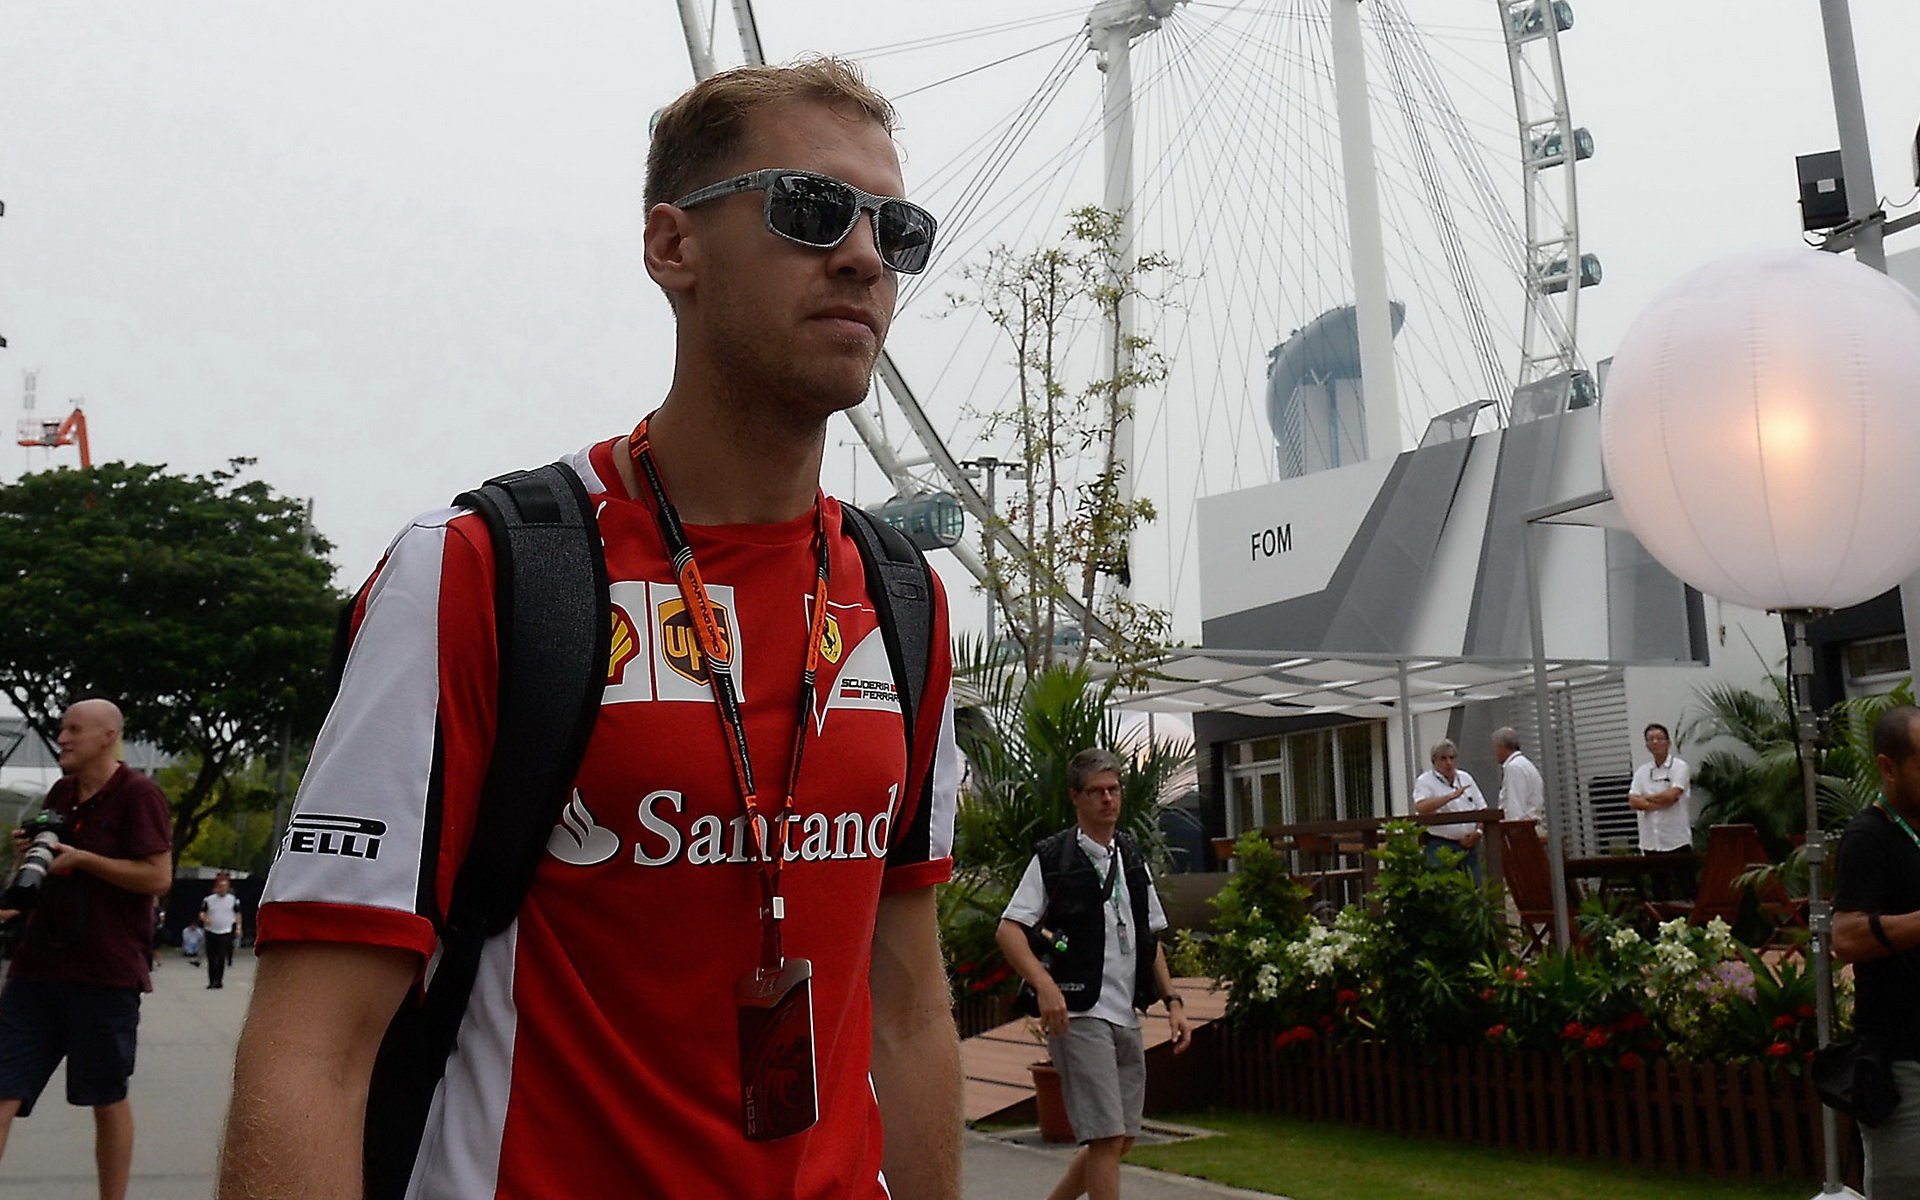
{"left": 357, "top": 461, "right": 936, "bottom": 1198}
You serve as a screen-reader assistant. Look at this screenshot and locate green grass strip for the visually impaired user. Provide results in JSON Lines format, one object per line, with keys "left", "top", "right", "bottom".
{"left": 1126, "top": 1110, "right": 1814, "bottom": 1200}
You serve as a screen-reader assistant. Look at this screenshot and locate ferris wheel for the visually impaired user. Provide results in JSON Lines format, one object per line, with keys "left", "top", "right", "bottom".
{"left": 671, "top": 0, "right": 1598, "bottom": 645}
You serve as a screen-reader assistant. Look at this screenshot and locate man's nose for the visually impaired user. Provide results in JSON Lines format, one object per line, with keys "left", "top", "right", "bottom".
{"left": 827, "top": 210, "right": 886, "bottom": 279}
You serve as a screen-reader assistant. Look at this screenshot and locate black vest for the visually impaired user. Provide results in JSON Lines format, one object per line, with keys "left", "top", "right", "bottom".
{"left": 1033, "top": 828, "right": 1158, "bottom": 1013}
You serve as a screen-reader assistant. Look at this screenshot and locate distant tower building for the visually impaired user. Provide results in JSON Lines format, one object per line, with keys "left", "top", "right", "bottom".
{"left": 1265, "top": 301, "right": 1406, "bottom": 478}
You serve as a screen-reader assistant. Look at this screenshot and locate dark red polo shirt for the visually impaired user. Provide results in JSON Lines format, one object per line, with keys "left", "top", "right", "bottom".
{"left": 8, "top": 764, "right": 172, "bottom": 991}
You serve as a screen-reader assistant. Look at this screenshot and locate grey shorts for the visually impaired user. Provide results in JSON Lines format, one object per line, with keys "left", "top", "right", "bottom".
{"left": 1047, "top": 1016, "right": 1145, "bottom": 1143}
{"left": 1864, "top": 1060, "right": 1920, "bottom": 1199}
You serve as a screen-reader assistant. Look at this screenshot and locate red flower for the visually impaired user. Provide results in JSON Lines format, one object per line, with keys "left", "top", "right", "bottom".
{"left": 1317, "top": 1015, "right": 1335, "bottom": 1031}
{"left": 970, "top": 980, "right": 989, "bottom": 992}
{"left": 1766, "top": 1042, "right": 1793, "bottom": 1058}
{"left": 1772, "top": 1014, "right": 1797, "bottom": 1030}
{"left": 1798, "top": 1004, "right": 1817, "bottom": 1020}
{"left": 1618, "top": 1052, "right": 1643, "bottom": 1071}
{"left": 1336, "top": 989, "right": 1361, "bottom": 1006}
{"left": 1487, "top": 1024, "right": 1507, "bottom": 1040}
{"left": 1479, "top": 988, "right": 1497, "bottom": 1002}
{"left": 956, "top": 961, "right": 977, "bottom": 975}
{"left": 1619, "top": 1012, "right": 1649, "bottom": 1033}
{"left": 1561, "top": 1022, "right": 1587, "bottom": 1041}
{"left": 1584, "top": 1029, "right": 1610, "bottom": 1051}
{"left": 1294, "top": 1024, "right": 1316, "bottom": 1042}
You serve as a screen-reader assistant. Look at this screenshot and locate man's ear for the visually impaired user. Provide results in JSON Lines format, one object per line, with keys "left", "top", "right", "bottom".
{"left": 644, "top": 202, "right": 697, "bottom": 298}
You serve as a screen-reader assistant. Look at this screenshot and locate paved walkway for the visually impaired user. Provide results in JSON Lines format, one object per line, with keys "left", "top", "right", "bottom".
{"left": 0, "top": 951, "right": 1275, "bottom": 1198}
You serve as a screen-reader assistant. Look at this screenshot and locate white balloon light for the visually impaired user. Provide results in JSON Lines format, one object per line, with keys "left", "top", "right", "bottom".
{"left": 1600, "top": 248, "right": 1920, "bottom": 612}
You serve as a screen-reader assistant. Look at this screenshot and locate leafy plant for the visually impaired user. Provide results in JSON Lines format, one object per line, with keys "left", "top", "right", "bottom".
{"left": 1360, "top": 821, "right": 1503, "bottom": 1050}
{"left": 938, "top": 638, "right": 1192, "bottom": 999}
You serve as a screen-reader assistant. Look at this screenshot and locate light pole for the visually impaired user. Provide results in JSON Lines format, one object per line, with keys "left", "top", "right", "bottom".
{"left": 960, "top": 456, "right": 1026, "bottom": 646}
{"left": 1602, "top": 248, "right": 1920, "bottom": 1199}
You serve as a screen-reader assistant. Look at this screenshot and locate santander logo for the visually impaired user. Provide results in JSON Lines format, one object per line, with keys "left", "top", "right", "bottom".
{"left": 546, "top": 792, "right": 622, "bottom": 866}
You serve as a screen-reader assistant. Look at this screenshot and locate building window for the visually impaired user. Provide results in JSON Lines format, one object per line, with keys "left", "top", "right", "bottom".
{"left": 1844, "top": 635, "right": 1910, "bottom": 700}
{"left": 1224, "top": 722, "right": 1384, "bottom": 834}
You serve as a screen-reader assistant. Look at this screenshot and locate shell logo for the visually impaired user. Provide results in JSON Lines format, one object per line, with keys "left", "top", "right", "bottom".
{"left": 607, "top": 606, "right": 641, "bottom": 685}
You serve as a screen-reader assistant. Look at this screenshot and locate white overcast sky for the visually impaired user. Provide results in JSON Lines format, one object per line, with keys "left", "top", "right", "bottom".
{"left": 4, "top": 1, "right": 1919, "bottom": 639}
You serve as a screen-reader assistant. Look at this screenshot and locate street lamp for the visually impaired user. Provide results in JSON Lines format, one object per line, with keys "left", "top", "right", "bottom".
{"left": 959, "top": 456, "right": 1027, "bottom": 645}
{"left": 1601, "top": 247, "right": 1920, "bottom": 1199}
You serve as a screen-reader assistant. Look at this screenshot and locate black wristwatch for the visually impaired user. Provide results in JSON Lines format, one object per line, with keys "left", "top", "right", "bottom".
{"left": 1162, "top": 994, "right": 1183, "bottom": 1008}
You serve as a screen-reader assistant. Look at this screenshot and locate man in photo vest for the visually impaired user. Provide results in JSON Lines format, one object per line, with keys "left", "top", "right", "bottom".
{"left": 997, "top": 747, "right": 1191, "bottom": 1200}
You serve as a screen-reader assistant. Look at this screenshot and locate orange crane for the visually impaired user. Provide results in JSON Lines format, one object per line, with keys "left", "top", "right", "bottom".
{"left": 15, "top": 371, "right": 92, "bottom": 467}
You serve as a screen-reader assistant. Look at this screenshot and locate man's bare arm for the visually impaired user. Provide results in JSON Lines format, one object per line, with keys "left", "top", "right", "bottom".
{"left": 1833, "top": 909, "right": 1920, "bottom": 963}
{"left": 996, "top": 918, "right": 1069, "bottom": 1038}
{"left": 869, "top": 887, "right": 960, "bottom": 1200}
{"left": 219, "top": 941, "right": 418, "bottom": 1199}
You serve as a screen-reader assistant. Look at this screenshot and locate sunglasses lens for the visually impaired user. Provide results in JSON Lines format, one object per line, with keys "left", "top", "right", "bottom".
{"left": 766, "top": 174, "right": 857, "bottom": 248}
{"left": 876, "top": 203, "right": 936, "bottom": 274}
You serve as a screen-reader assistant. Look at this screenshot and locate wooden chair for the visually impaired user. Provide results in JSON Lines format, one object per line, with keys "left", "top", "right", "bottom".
{"left": 1498, "top": 820, "right": 1579, "bottom": 955}
{"left": 1652, "top": 823, "right": 1805, "bottom": 942}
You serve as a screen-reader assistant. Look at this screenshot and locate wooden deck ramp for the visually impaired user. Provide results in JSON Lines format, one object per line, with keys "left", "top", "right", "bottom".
{"left": 961, "top": 977, "right": 1227, "bottom": 1123}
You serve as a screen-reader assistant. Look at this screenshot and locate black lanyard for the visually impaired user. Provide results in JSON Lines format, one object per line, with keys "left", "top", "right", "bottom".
{"left": 628, "top": 416, "right": 831, "bottom": 979}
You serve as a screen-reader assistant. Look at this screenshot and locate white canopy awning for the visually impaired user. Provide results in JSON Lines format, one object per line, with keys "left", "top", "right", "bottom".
{"left": 1096, "top": 649, "right": 1628, "bottom": 719}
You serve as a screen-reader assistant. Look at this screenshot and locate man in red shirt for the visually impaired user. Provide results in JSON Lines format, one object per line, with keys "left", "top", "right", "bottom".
{"left": 0, "top": 699, "right": 174, "bottom": 1200}
{"left": 221, "top": 58, "right": 961, "bottom": 1199}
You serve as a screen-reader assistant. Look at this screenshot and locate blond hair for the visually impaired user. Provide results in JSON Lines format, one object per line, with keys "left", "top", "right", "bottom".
{"left": 645, "top": 57, "right": 897, "bottom": 211}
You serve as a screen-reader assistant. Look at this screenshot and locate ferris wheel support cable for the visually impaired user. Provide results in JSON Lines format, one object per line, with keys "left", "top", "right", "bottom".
{"left": 681, "top": 0, "right": 1111, "bottom": 643}
{"left": 1374, "top": 4, "right": 1506, "bottom": 415}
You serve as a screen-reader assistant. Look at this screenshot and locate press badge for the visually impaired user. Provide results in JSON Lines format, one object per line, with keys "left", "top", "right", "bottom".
{"left": 736, "top": 956, "right": 819, "bottom": 1141}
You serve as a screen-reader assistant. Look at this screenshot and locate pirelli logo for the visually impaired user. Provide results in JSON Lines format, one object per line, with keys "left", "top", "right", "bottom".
{"left": 281, "top": 814, "right": 387, "bottom": 860}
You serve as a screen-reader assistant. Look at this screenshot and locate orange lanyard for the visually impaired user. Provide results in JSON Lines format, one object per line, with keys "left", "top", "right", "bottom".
{"left": 628, "top": 417, "right": 832, "bottom": 978}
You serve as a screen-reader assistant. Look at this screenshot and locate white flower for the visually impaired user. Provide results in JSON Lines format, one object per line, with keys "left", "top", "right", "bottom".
{"left": 1245, "top": 937, "right": 1271, "bottom": 960}
{"left": 1658, "top": 918, "right": 1689, "bottom": 941}
{"left": 1608, "top": 927, "right": 1642, "bottom": 952}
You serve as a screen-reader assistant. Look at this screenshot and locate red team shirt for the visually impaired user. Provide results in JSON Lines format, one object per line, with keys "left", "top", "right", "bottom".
{"left": 259, "top": 438, "right": 959, "bottom": 1199}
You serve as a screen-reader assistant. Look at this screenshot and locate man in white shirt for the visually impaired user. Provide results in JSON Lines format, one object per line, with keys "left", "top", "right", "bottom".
{"left": 997, "top": 748, "right": 1190, "bottom": 1200}
{"left": 1492, "top": 727, "right": 1547, "bottom": 838}
{"left": 1629, "top": 723, "right": 1695, "bottom": 895}
{"left": 1412, "top": 738, "right": 1488, "bottom": 882}
{"left": 198, "top": 872, "right": 243, "bottom": 990}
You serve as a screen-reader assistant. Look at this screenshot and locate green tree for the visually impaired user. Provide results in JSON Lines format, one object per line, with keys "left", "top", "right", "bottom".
{"left": 950, "top": 206, "right": 1174, "bottom": 676}
{"left": 0, "top": 461, "right": 340, "bottom": 856}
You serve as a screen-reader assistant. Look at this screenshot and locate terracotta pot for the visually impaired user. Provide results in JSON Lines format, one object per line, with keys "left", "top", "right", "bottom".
{"left": 1029, "top": 1061, "right": 1077, "bottom": 1144}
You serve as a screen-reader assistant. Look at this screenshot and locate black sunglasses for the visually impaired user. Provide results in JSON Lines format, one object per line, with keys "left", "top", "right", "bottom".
{"left": 671, "top": 168, "right": 938, "bottom": 274}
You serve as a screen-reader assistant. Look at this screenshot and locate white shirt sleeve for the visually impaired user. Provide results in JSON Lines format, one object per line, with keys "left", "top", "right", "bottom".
{"left": 1000, "top": 855, "right": 1048, "bottom": 927}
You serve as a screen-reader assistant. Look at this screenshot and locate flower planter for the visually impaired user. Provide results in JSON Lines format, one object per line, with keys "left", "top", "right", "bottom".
{"left": 1029, "top": 1061, "right": 1077, "bottom": 1144}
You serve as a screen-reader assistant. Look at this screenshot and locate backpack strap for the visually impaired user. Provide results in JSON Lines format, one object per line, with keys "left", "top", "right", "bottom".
{"left": 363, "top": 461, "right": 608, "bottom": 1199}
{"left": 839, "top": 503, "right": 934, "bottom": 761}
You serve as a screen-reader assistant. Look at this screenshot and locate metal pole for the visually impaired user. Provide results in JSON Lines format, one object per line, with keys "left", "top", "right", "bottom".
{"left": 672, "top": 0, "right": 718, "bottom": 80}
{"left": 1817, "top": 0, "right": 1885, "bottom": 272}
{"left": 1397, "top": 658, "right": 1416, "bottom": 815}
{"left": 1782, "top": 611, "right": 1850, "bottom": 1198}
{"left": 1524, "top": 517, "right": 1572, "bottom": 949}
{"left": 1328, "top": 0, "right": 1401, "bottom": 461}
{"left": 1092, "top": 4, "right": 1139, "bottom": 601}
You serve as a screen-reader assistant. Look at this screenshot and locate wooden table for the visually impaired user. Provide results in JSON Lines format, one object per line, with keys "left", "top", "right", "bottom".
{"left": 1562, "top": 852, "right": 1699, "bottom": 904}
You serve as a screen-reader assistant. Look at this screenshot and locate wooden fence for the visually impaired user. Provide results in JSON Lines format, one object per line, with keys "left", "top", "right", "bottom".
{"left": 954, "top": 992, "right": 1015, "bottom": 1040}
{"left": 1206, "top": 1024, "right": 1857, "bottom": 1184}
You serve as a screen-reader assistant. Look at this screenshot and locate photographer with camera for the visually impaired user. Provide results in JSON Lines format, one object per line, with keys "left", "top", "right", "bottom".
{"left": 0, "top": 699, "right": 172, "bottom": 1200}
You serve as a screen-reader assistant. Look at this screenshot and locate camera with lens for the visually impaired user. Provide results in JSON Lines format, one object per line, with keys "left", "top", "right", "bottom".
{"left": 4, "top": 811, "right": 69, "bottom": 913}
